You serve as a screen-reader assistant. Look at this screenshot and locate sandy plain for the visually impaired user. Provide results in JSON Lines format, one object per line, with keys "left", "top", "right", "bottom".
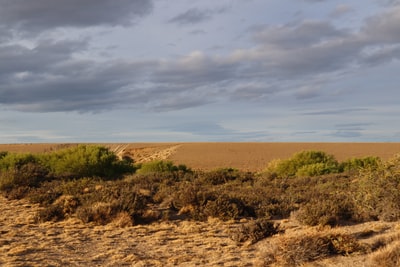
{"left": 1, "top": 142, "right": 400, "bottom": 171}
{"left": 1, "top": 142, "right": 400, "bottom": 266}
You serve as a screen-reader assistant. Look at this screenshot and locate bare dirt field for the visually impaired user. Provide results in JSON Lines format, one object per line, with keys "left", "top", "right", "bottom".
{"left": 1, "top": 142, "right": 400, "bottom": 171}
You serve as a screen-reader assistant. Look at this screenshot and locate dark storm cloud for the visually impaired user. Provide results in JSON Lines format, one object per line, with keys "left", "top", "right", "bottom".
{"left": 0, "top": 0, "right": 153, "bottom": 32}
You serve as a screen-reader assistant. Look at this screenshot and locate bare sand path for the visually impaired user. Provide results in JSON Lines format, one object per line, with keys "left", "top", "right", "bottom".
{"left": 0, "top": 195, "right": 261, "bottom": 266}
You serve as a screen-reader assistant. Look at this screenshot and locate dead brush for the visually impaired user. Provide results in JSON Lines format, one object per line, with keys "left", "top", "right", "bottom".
{"left": 262, "top": 230, "right": 365, "bottom": 266}
{"left": 230, "top": 218, "right": 280, "bottom": 244}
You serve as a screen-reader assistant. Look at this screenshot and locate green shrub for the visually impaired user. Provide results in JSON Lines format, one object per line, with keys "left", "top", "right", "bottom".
{"left": 136, "top": 160, "right": 188, "bottom": 174}
{"left": 340, "top": 156, "right": 381, "bottom": 173}
{"left": 42, "top": 145, "right": 134, "bottom": 179}
{"left": 296, "top": 162, "right": 339, "bottom": 177}
{"left": 265, "top": 150, "right": 339, "bottom": 177}
{"left": 0, "top": 153, "right": 49, "bottom": 192}
{"left": 0, "top": 151, "right": 8, "bottom": 159}
{"left": 353, "top": 154, "right": 400, "bottom": 221}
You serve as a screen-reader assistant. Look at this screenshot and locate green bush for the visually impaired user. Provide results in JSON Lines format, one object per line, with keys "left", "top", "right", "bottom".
{"left": 296, "top": 162, "right": 339, "bottom": 177}
{"left": 42, "top": 145, "right": 134, "bottom": 179}
{"left": 353, "top": 154, "right": 400, "bottom": 221}
{"left": 339, "top": 156, "right": 381, "bottom": 173}
{"left": 0, "top": 153, "right": 48, "bottom": 192}
{"left": 265, "top": 150, "right": 339, "bottom": 177}
{"left": 136, "top": 160, "right": 189, "bottom": 175}
{"left": 0, "top": 151, "right": 8, "bottom": 159}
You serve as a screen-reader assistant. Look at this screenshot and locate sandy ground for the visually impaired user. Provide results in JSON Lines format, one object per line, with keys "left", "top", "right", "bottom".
{"left": 1, "top": 142, "right": 400, "bottom": 172}
{"left": 0, "top": 195, "right": 262, "bottom": 267}
{"left": 1, "top": 194, "right": 399, "bottom": 266}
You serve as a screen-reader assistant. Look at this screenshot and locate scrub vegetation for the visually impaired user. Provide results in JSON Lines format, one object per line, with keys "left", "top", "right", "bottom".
{"left": 1, "top": 144, "right": 400, "bottom": 265}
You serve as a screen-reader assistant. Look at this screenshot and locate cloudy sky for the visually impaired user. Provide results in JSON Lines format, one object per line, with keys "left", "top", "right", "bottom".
{"left": 1, "top": 0, "right": 399, "bottom": 143}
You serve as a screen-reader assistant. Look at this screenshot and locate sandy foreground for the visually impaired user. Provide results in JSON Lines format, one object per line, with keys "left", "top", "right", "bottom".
{"left": 1, "top": 195, "right": 399, "bottom": 266}
{"left": 0, "top": 195, "right": 262, "bottom": 266}
{"left": 1, "top": 142, "right": 400, "bottom": 172}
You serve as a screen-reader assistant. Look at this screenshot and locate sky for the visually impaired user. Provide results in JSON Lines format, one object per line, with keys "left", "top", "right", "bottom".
{"left": 1, "top": 0, "right": 400, "bottom": 143}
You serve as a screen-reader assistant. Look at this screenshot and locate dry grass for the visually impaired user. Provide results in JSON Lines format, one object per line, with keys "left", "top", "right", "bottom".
{"left": 2, "top": 194, "right": 400, "bottom": 266}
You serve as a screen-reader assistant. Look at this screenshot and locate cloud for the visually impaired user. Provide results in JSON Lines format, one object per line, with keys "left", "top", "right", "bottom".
{"left": 252, "top": 21, "right": 348, "bottom": 49}
{"left": 302, "top": 108, "right": 370, "bottom": 116}
{"left": 168, "top": 8, "right": 212, "bottom": 25}
{"left": 168, "top": 6, "right": 227, "bottom": 25}
{"left": 295, "top": 85, "right": 321, "bottom": 100}
{"left": 230, "top": 84, "right": 277, "bottom": 101}
{"left": 330, "top": 4, "right": 354, "bottom": 18}
{"left": 362, "top": 6, "right": 400, "bottom": 44}
{"left": 335, "top": 123, "right": 373, "bottom": 129}
{"left": 0, "top": 0, "right": 153, "bottom": 33}
{"left": 1, "top": 4, "right": 400, "bottom": 114}
{"left": 331, "top": 130, "right": 362, "bottom": 138}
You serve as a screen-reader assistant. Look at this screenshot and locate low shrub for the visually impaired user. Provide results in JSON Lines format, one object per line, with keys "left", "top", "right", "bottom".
{"left": 294, "top": 193, "right": 355, "bottom": 226}
{"left": 202, "top": 194, "right": 248, "bottom": 221}
{"left": 340, "top": 156, "right": 381, "bottom": 173}
{"left": 267, "top": 232, "right": 363, "bottom": 266}
{"left": 42, "top": 145, "right": 134, "bottom": 179}
{"left": 0, "top": 153, "right": 49, "bottom": 193}
{"left": 353, "top": 154, "right": 400, "bottom": 221}
{"left": 136, "top": 160, "right": 189, "bottom": 175}
{"left": 36, "top": 204, "right": 65, "bottom": 222}
{"left": 200, "top": 168, "right": 240, "bottom": 185}
{"left": 230, "top": 218, "right": 280, "bottom": 244}
{"left": 265, "top": 150, "right": 339, "bottom": 177}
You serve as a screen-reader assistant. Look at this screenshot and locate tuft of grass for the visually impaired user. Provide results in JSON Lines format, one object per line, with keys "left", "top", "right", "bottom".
{"left": 369, "top": 240, "right": 400, "bottom": 267}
